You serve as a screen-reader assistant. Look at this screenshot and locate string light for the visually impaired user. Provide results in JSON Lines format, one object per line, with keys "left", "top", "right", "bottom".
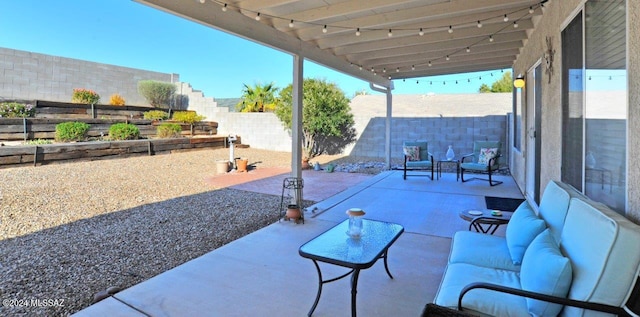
{"left": 396, "top": 67, "right": 400, "bottom": 72}
{"left": 199, "top": 0, "right": 206, "bottom": 3}
{"left": 383, "top": 68, "right": 386, "bottom": 73}
{"left": 412, "top": 65, "right": 415, "bottom": 70}
{"left": 211, "top": 0, "right": 548, "bottom": 77}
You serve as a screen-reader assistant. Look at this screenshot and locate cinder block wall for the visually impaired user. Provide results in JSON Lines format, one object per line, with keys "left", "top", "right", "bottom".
{"left": 0, "top": 47, "right": 177, "bottom": 106}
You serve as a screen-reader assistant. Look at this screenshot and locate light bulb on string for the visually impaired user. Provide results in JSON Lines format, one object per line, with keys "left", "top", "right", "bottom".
{"left": 396, "top": 68, "right": 400, "bottom": 72}
{"left": 412, "top": 65, "right": 415, "bottom": 70}
{"left": 289, "top": 20, "right": 294, "bottom": 28}
{"left": 513, "top": 21, "right": 519, "bottom": 28}
{"left": 489, "top": 35, "right": 494, "bottom": 42}
{"left": 504, "top": 14, "right": 509, "bottom": 22}
{"left": 428, "top": 61, "right": 432, "bottom": 67}
{"left": 419, "top": 28, "right": 424, "bottom": 36}
{"left": 466, "top": 47, "right": 470, "bottom": 53}
{"left": 446, "top": 55, "right": 450, "bottom": 61}
{"left": 255, "top": 13, "right": 261, "bottom": 21}
{"left": 477, "top": 20, "right": 482, "bottom": 28}
{"left": 529, "top": 6, "right": 534, "bottom": 14}
{"left": 222, "top": 3, "right": 227, "bottom": 11}
{"left": 448, "top": 25, "right": 453, "bottom": 33}
{"left": 323, "top": 25, "right": 327, "bottom": 33}
{"left": 199, "top": 0, "right": 205, "bottom": 4}
{"left": 388, "top": 29, "right": 393, "bottom": 37}
{"left": 355, "top": 28, "right": 361, "bottom": 36}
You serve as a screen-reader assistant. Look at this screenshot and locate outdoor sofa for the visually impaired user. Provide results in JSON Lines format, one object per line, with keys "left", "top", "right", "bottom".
{"left": 434, "top": 180, "right": 640, "bottom": 316}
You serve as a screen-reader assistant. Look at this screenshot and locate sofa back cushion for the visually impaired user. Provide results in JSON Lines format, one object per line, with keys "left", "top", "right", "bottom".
{"left": 506, "top": 203, "right": 546, "bottom": 265}
{"left": 521, "top": 229, "right": 573, "bottom": 317}
{"left": 537, "top": 181, "right": 573, "bottom": 243}
{"left": 560, "top": 198, "right": 640, "bottom": 317}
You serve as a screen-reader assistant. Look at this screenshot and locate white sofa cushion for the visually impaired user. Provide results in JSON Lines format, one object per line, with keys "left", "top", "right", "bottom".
{"left": 506, "top": 202, "right": 546, "bottom": 265}
{"left": 448, "top": 231, "right": 520, "bottom": 271}
{"left": 537, "top": 181, "right": 574, "bottom": 243}
{"left": 560, "top": 198, "right": 640, "bottom": 317}
{"left": 434, "top": 263, "right": 529, "bottom": 316}
{"left": 521, "top": 229, "right": 572, "bottom": 316}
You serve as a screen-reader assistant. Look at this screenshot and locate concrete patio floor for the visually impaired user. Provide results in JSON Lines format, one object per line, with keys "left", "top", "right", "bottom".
{"left": 73, "top": 171, "right": 523, "bottom": 317}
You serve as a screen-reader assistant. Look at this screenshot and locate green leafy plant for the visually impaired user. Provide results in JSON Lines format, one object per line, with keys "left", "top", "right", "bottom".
{"left": 109, "top": 94, "right": 126, "bottom": 106}
{"left": 0, "top": 102, "right": 35, "bottom": 118}
{"left": 156, "top": 123, "right": 182, "bottom": 138}
{"left": 24, "top": 139, "right": 53, "bottom": 145}
{"left": 172, "top": 111, "right": 205, "bottom": 136}
{"left": 275, "top": 78, "right": 356, "bottom": 159}
{"left": 479, "top": 71, "right": 513, "bottom": 93}
{"left": 71, "top": 88, "right": 100, "bottom": 104}
{"left": 55, "top": 122, "right": 90, "bottom": 142}
{"left": 143, "top": 110, "right": 169, "bottom": 120}
{"left": 137, "top": 80, "right": 176, "bottom": 109}
{"left": 109, "top": 123, "right": 140, "bottom": 140}
{"left": 235, "top": 82, "right": 278, "bottom": 112}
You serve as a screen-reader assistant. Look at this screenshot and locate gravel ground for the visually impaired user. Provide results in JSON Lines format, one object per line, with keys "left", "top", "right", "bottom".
{"left": 0, "top": 148, "right": 389, "bottom": 316}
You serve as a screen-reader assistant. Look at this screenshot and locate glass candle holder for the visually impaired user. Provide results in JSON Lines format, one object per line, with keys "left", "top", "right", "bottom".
{"left": 346, "top": 208, "right": 365, "bottom": 238}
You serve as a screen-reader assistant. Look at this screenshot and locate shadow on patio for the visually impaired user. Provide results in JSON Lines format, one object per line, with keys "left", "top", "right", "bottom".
{"left": 73, "top": 171, "right": 522, "bottom": 316}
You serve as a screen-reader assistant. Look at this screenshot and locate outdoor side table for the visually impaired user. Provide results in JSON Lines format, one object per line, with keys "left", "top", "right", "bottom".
{"left": 459, "top": 209, "right": 513, "bottom": 234}
{"left": 436, "top": 159, "right": 460, "bottom": 181}
{"left": 299, "top": 219, "right": 404, "bottom": 317}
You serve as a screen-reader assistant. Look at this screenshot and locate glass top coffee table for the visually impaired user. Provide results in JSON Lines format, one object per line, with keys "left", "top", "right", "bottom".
{"left": 299, "top": 219, "right": 404, "bottom": 317}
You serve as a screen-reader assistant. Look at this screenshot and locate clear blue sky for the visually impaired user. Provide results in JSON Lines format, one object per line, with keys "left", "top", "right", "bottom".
{"left": 0, "top": 0, "right": 510, "bottom": 99}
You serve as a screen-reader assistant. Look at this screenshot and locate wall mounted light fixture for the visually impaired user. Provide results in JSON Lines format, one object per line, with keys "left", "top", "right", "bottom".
{"left": 514, "top": 74, "right": 525, "bottom": 88}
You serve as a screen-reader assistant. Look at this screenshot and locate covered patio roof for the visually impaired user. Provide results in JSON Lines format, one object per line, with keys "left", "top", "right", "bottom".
{"left": 135, "top": 0, "right": 547, "bottom": 88}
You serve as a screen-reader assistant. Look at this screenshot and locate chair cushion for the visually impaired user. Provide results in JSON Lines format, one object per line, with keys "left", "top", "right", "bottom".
{"left": 449, "top": 231, "right": 520, "bottom": 271}
{"left": 459, "top": 162, "right": 488, "bottom": 171}
{"left": 478, "top": 147, "right": 498, "bottom": 165}
{"left": 403, "top": 145, "right": 420, "bottom": 161}
{"left": 520, "top": 229, "right": 573, "bottom": 317}
{"left": 506, "top": 202, "right": 546, "bottom": 265}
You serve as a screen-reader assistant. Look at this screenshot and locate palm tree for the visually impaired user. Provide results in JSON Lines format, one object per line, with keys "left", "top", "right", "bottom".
{"left": 235, "top": 82, "right": 278, "bottom": 112}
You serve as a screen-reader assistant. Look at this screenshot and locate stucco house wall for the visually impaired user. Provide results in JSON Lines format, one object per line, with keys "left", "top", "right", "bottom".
{"left": 512, "top": 0, "right": 639, "bottom": 221}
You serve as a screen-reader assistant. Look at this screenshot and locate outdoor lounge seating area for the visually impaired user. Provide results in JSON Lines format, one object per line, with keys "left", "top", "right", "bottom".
{"left": 73, "top": 170, "right": 640, "bottom": 316}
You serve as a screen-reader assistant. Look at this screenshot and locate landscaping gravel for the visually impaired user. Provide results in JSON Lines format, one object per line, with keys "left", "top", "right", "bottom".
{"left": 0, "top": 147, "right": 389, "bottom": 316}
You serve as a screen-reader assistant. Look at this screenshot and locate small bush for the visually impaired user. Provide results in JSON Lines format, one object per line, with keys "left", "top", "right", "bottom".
{"left": 55, "top": 122, "right": 90, "bottom": 142}
{"left": 71, "top": 88, "right": 100, "bottom": 104}
{"left": 109, "top": 94, "right": 126, "bottom": 106}
{"left": 24, "top": 139, "right": 53, "bottom": 145}
{"left": 0, "top": 102, "right": 35, "bottom": 118}
{"left": 143, "top": 110, "right": 169, "bottom": 120}
{"left": 172, "top": 111, "right": 205, "bottom": 124}
{"left": 156, "top": 123, "right": 182, "bottom": 138}
{"left": 109, "top": 123, "right": 140, "bottom": 140}
{"left": 137, "top": 80, "right": 176, "bottom": 108}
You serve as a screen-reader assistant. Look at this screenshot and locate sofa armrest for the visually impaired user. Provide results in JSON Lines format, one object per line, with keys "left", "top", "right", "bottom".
{"left": 458, "top": 282, "right": 626, "bottom": 315}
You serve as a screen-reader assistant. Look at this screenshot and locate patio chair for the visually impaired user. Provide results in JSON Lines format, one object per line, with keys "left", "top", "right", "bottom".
{"left": 460, "top": 141, "right": 502, "bottom": 186}
{"left": 402, "top": 141, "right": 434, "bottom": 180}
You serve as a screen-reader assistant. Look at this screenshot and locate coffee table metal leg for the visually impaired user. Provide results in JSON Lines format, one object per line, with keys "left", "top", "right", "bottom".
{"left": 382, "top": 249, "right": 394, "bottom": 279}
{"left": 351, "top": 269, "right": 361, "bottom": 317}
{"left": 307, "top": 260, "right": 355, "bottom": 316}
{"left": 308, "top": 260, "right": 323, "bottom": 317}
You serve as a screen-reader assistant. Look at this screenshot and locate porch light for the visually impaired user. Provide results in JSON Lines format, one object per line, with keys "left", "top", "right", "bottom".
{"left": 514, "top": 74, "right": 525, "bottom": 88}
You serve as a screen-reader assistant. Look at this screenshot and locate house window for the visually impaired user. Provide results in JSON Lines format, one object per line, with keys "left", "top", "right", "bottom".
{"left": 561, "top": 0, "right": 627, "bottom": 213}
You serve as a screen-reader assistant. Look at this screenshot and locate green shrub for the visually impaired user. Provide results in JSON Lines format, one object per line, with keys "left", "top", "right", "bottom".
{"left": 137, "top": 80, "right": 176, "bottom": 108}
{"left": 0, "top": 102, "right": 35, "bottom": 118}
{"left": 109, "top": 123, "right": 140, "bottom": 140}
{"left": 55, "top": 122, "right": 90, "bottom": 142}
{"left": 24, "top": 139, "right": 53, "bottom": 145}
{"left": 156, "top": 123, "right": 182, "bottom": 138}
{"left": 72, "top": 88, "right": 100, "bottom": 104}
{"left": 143, "top": 110, "right": 169, "bottom": 120}
{"left": 172, "top": 111, "right": 205, "bottom": 124}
